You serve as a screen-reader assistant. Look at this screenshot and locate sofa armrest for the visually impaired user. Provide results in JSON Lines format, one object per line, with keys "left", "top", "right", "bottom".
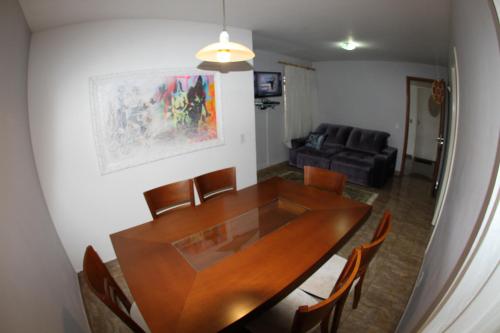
{"left": 381, "top": 147, "right": 398, "bottom": 172}
{"left": 291, "top": 137, "right": 307, "bottom": 149}
{"left": 381, "top": 146, "right": 397, "bottom": 158}
{"left": 289, "top": 138, "right": 307, "bottom": 167}
{"left": 371, "top": 147, "right": 397, "bottom": 187}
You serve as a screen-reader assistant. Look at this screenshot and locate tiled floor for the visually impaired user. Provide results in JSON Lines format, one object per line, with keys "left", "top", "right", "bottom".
{"left": 79, "top": 164, "right": 435, "bottom": 333}
{"left": 403, "top": 156, "right": 435, "bottom": 180}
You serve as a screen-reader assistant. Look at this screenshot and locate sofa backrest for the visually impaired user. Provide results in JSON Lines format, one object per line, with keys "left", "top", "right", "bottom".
{"left": 314, "top": 123, "right": 331, "bottom": 134}
{"left": 314, "top": 124, "right": 353, "bottom": 147}
{"left": 345, "top": 128, "right": 390, "bottom": 154}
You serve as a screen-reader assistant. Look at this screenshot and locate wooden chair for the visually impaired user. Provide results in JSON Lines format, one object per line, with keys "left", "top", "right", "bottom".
{"left": 299, "top": 211, "right": 392, "bottom": 309}
{"left": 143, "top": 179, "right": 195, "bottom": 219}
{"left": 82, "top": 246, "right": 149, "bottom": 333}
{"left": 247, "top": 248, "right": 361, "bottom": 333}
{"left": 304, "top": 166, "right": 347, "bottom": 195}
{"left": 194, "top": 167, "right": 236, "bottom": 202}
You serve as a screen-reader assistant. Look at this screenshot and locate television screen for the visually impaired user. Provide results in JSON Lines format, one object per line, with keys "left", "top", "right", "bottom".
{"left": 254, "top": 72, "right": 282, "bottom": 98}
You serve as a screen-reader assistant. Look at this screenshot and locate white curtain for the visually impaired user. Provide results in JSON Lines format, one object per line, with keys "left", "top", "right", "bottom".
{"left": 283, "top": 65, "right": 318, "bottom": 148}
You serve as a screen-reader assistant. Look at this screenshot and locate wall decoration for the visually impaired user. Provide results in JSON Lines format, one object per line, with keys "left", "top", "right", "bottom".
{"left": 432, "top": 79, "right": 445, "bottom": 105}
{"left": 90, "top": 69, "right": 223, "bottom": 174}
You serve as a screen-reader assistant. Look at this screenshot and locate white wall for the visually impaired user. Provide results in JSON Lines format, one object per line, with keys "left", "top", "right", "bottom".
{"left": 397, "top": 0, "right": 500, "bottom": 331}
{"left": 28, "top": 19, "right": 257, "bottom": 271}
{"left": 253, "top": 49, "right": 312, "bottom": 169}
{"left": 0, "top": 0, "right": 89, "bottom": 332}
{"left": 313, "top": 60, "right": 447, "bottom": 171}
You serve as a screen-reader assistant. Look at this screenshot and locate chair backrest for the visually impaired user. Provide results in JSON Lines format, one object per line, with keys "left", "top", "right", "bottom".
{"left": 358, "top": 211, "right": 392, "bottom": 278}
{"left": 304, "top": 166, "right": 347, "bottom": 195}
{"left": 83, "top": 246, "right": 145, "bottom": 333}
{"left": 291, "top": 248, "right": 361, "bottom": 333}
{"left": 143, "top": 179, "right": 195, "bottom": 219}
{"left": 194, "top": 167, "right": 236, "bottom": 202}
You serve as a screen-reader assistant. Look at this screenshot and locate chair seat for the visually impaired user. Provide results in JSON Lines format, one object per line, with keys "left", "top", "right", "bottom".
{"left": 246, "top": 289, "right": 321, "bottom": 333}
{"left": 130, "top": 302, "right": 151, "bottom": 333}
{"left": 300, "top": 255, "right": 359, "bottom": 299}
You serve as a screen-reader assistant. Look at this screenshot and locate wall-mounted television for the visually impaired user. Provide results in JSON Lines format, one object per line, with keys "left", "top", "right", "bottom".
{"left": 254, "top": 71, "right": 282, "bottom": 98}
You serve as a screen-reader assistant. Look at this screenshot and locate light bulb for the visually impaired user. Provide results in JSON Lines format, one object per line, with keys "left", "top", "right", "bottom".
{"left": 216, "top": 49, "right": 231, "bottom": 62}
{"left": 340, "top": 40, "right": 358, "bottom": 51}
{"left": 219, "top": 30, "right": 230, "bottom": 43}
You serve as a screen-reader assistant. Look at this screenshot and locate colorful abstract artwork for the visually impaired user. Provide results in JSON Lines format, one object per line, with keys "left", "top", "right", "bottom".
{"left": 90, "top": 69, "right": 222, "bottom": 174}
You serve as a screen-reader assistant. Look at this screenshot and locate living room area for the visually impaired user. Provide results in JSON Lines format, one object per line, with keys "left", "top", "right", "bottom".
{"left": 253, "top": 31, "right": 449, "bottom": 331}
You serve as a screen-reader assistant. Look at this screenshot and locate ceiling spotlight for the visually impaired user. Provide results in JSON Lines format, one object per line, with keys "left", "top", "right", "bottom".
{"left": 340, "top": 39, "right": 359, "bottom": 51}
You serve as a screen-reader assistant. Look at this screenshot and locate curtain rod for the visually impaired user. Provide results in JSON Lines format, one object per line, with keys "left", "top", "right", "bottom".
{"left": 278, "top": 61, "right": 316, "bottom": 71}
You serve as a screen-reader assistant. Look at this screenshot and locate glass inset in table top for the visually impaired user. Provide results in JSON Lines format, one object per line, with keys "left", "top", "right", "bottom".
{"left": 172, "top": 197, "right": 309, "bottom": 271}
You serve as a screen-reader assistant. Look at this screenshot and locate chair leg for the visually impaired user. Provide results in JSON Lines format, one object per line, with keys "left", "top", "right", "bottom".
{"left": 353, "top": 275, "right": 365, "bottom": 309}
{"left": 330, "top": 294, "right": 348, "bottom": 333}
{"left": 320, "top": 317, "right": 330, "bottom": 333}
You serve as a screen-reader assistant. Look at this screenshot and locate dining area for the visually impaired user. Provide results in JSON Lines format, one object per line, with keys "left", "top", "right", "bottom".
{"left": 81, "top": 166, "right": 393, "bottom": 333}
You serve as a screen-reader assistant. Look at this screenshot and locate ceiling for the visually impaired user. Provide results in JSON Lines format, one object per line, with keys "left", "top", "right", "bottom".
{"left": 18, "top": 0, "right": 451, "bottom": 65}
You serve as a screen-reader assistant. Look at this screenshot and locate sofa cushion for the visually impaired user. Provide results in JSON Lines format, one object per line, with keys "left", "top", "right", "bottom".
{"left": 345, "top": 128, "right": 389, "bottom": 154}
{"left": 331, "top": 150, "right": 375, "bottom": 167}
{"left": 314, "top": 123, "right": 331, "bottom": 134}
{"left": 330, "top": 160, "right": 373, "bottom": 186}
{"left": 305, "top": 132, "right": 327, "bottom": 150}
{"left": 296, "top": 146, "right": 340, "bottom": 169}
{"left": 324, "top": 125, "right": 353, "bottom": 146}
{"left": 319, "top": 142, "right": 345, "bottom": 152}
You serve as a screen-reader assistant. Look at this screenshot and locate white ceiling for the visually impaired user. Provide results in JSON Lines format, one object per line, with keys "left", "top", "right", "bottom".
{"left": 18, "top": 0, "right": 451, "bottom": 65}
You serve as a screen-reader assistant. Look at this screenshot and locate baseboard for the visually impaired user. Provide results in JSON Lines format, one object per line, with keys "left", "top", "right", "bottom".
{"left": 257, "top": 163, "right": 268, "bottom": 170}
{"left": 258, "top": 161, "right": 289, "bottom": 171}
{"left": 414, "top": 157, "right": 435, "bottom": 165}
{"left": 269, "top": 160, "right": 289, "bottom": 167}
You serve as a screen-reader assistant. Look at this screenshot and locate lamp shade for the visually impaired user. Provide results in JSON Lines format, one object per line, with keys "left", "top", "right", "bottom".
{"left": 196, "top": 31, "right": 255, "bottom": 63}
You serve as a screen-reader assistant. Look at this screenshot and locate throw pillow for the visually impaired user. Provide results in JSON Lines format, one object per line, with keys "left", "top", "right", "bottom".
{"left": 305, "top": 132, "right": 327, "bottom": 150}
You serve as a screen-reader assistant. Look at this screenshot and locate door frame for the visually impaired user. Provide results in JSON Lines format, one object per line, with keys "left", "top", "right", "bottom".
{"left": 401, "top": 76, "right": 443, "bottom": 176}
{"left": 430, "top": 50, "right": 460, "bottom": 227}
{"left": 431, "top": 81, "right": 448, "bottom": 196}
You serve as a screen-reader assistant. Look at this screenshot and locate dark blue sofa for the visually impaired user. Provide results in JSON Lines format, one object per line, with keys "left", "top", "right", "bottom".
{"left": 289, "top": 123, "right": 397, "bottom": 187}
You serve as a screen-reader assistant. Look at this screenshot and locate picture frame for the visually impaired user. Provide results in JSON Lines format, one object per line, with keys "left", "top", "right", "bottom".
{"left": 90, "top": 68, "right": 223, "bottom": 174}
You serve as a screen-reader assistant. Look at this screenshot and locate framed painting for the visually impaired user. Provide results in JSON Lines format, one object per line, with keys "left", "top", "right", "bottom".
{"left": 90, "top": 69, "right": 223, "bottom": 174}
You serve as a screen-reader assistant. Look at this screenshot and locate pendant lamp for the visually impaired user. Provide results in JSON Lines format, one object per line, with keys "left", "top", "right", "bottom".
{"left": 196, "top": 0, "right": 255, "bottom": 63}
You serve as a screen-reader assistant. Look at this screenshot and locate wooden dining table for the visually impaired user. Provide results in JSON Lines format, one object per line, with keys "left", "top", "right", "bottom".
{"left": 111, "top": 177, "right": 372, "bottom": 333}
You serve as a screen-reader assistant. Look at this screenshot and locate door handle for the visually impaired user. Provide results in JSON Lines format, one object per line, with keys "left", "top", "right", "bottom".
{"left": 436, "top": 137, "right": 445, "bottom": 145}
